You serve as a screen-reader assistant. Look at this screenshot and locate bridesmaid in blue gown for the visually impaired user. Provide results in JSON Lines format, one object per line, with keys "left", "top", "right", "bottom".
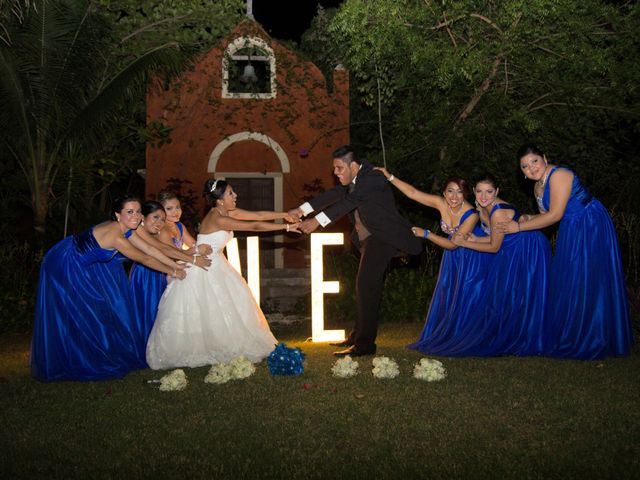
{"left": 375, "top": 168, "right": 493, "bottom": 355}
{"left": 31, "top": 195, "right": 187, "bottom": 381}
{"left": 129, "top": 201, "right": 211, "bottom": 351}
{"left": 453, "top": 176, "right": 551, "bottom": 356}
{"left": 499, "top": 144, "right": 632, "bottom": 359}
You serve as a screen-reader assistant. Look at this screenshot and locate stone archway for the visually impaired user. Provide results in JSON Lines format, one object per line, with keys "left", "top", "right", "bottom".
{"left": 208, "top": 132, "right": 289, "bottom": 268}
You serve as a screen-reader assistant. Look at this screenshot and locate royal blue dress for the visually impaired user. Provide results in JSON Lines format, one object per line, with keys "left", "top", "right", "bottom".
{"left": 129, "top": 262, "right": 167, "bottom": 352}
{"left": 409, "top": 210, "right": 493, "bottom": 355}
{"left": 539, "top": 167, "right": 632, "bottom": 359}
{"left": 471, "top": 204, "right": 552, "bottom": 356}
{"left": 31, "top": 228, "right": 147, "bottom": 381}
{"left": 128, "top": 222, "right": 183, "bottom": 349}
{"left": 413, "top": 205, "right": 551, "bottom": 356}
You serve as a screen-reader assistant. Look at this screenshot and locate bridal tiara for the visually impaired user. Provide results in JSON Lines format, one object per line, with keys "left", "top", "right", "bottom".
{"left": 210, "top": 179, "right": 220, "bottom": 193}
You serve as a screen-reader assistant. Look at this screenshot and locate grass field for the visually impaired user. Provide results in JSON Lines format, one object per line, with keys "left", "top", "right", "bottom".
{"left": 1, "top": 322, "right": 639, "bottom": 479}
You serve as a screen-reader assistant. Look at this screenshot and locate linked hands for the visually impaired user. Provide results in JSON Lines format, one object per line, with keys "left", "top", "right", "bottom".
{"left": 286, "top": 222, "right": 303, "bottom": 234}
{"left": 496, "top": 219, "right": 520, "bottom": 234}
{"left": 173, "top": 268, "right": 187, "bottom": 280}
{"left": 284, "top": 206, "right": 319, "bottom": 234}
{"left": 286, "top": 207, "right": 304, "bottom": 222}
{"left": 193, "top": 244, "right": 213, "bottom": 256}
{"left": 300, "top": 217, "right": 320, "bottom": 234}
{"left": 285, "top": 207, "right": 318, "bottom": 234}
{"left": 451, "top": 232, "right": 466, "bottom": 247}
{"left": 193, "top": 255, "right": 212, "bottom": 270}
{"left": 451, "top": 232, "right": 477, "bottom": 246}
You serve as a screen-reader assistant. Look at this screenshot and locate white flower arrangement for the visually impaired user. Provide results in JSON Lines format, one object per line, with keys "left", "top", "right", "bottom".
{"left": 413, "top": 358, "right": 446, "bottom": 382}
{"left": 204, "top": 363, "right": 233, "bottom": 384}
{"left": 204, "top": 356, "right": 257, "bottom": 385}
{"left": 371, "top": 356, "right": 400, "bottom": 379}
{"left": 331, "top": 355, "right": 360, "bottom": 378}
{"left": 229, "top": 356, "right": 256, "bottom": 380}
{"left": 159, "top": 369, "right": 188, "bottom": 391}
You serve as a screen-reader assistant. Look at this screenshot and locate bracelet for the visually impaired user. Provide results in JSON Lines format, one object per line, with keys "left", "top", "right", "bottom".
{"left": 388, "top": 174, "right": 395, "bottom": 182}
{"left": 193, "top": 254, "right": 197, "bottom": 264}
{"left": 423, "top": 229, "right": 430, "bottom": 239}
{"left": 172, "top": 268, "right": 176, "bottom": 278}
{"left": 194, "top": 244, "right": 200, "bottom": 255}
{"left": 286, "top": 224, "right": 289, "bottom": 232}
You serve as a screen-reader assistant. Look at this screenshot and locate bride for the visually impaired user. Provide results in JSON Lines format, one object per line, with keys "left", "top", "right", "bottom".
{"left": 146, "top": 178, "right": 301, "bottom": 369}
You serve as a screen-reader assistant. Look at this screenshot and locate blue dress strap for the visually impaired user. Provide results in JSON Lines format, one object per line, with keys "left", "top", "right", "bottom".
{"left": 490, "top": 203, "right": 520, "bottom": 222}
{"left": 459, "top": 208, "right": 478, "bottom": 224}
{"left": 176, "top": 222, "right": 184, "bottom": 236}
{"left": 124, "top": 229, "right": 134, "bottom": 239}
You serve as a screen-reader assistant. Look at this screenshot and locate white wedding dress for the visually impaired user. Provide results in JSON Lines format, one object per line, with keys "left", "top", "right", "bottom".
{"left": 146, "top": 230, "right": 277, "bottom": 369}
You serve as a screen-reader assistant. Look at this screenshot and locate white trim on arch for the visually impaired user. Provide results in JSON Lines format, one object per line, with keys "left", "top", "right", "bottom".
{"left": 207, "top": 131, "right": 290, "bottom": 173}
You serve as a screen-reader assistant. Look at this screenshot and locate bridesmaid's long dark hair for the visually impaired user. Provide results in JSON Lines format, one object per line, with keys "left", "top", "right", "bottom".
{"left": 111, "top": 195, "right": 140, "bottom": 221}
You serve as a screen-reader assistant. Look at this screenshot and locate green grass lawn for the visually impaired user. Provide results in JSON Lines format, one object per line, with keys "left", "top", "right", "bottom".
{"left": 1, "top": 322, "right": 639, "bottom": 480}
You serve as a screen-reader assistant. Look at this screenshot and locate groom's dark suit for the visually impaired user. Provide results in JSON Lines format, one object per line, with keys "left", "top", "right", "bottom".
{"left": 307, "top": 160, "right": 422, "bottom": 352}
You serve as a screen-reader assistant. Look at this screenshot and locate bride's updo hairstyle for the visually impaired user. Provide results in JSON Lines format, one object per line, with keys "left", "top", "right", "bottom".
{"left": 203, "top": 178, "right": 229, "bottom": 206}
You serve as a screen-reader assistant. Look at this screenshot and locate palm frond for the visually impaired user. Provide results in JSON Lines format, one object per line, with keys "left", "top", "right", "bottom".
{"left": 67, "top": 42, "right": 183, "bottom": 145}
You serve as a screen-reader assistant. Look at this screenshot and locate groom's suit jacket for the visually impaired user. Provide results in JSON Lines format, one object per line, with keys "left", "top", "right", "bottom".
{"left": 308, "top": 160, "right": 422, "bottom": 255}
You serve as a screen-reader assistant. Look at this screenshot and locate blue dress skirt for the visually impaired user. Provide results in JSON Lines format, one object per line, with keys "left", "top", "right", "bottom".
{"left": 470, "top": 205, "right": 552, "bottom": 356}
{"left": 540, "top": 167, "right": 632, "bottom": 359}
{"left": 31, "top": 228, "right": 147, "bottom": 381}
{"left": 129, "top": 263, "right": 167, "bottom": 353}
{"left": 409, "top": 210, "right": 493, "bottom": 355}
{"left": 413, "top": 205, "right": 551, "bottom": 357}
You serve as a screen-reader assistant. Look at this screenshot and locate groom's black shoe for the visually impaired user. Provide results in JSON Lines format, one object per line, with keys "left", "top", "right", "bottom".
{"left": 333, "top": 345, "right": 376, "bottom": 357}
{"left": 329, "top": 340, "right": 353, "bottom": 348}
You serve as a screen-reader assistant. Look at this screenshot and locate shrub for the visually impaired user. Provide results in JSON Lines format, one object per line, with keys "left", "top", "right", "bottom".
{"left": 0, "top": 241, "right": 41, "bottom": 333}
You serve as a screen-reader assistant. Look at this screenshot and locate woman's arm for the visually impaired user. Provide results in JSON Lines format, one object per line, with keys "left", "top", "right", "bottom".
{"left": 376, "top": 167, "right": 443, "bottom": 210}
{"left": 413, "top": 210, "right": 478, "bottom": 251}
{"left": 229, "top": 208, "right": 290, "bottom": 221}
{"left": 214, "top": 215, "right": 301, "bottom": 233}
{"left": 181, "top": 227, "right": 197, "bottom": 249}
{"left": 453, "top": 209, "right": 510, "bottom": 253}
{"left": 111, "top": 235, "right": 186, "bottom": 279}
{"left": 128, "top": 233, "right": 187, "bottom": 270}
{"left": 134, "top": 229, "right": 211, "bottom": 269}
{"left": 499, "top": 169, "right": 573, "bottom": 234}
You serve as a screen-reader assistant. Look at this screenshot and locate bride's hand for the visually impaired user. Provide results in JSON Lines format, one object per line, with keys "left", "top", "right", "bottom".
{"left": 286, "top": 222, "right": 302, "bottom": 234}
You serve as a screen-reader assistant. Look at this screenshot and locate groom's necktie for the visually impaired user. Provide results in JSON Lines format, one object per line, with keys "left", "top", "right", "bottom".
{"left": 349, "top": 182, "right": 370, "bottom": 241}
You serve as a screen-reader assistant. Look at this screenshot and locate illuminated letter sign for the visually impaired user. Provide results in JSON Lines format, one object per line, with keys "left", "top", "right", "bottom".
{"left": 225, "top": 236, "right": 260, "bottom": 304}
{"left": 311, "top": 233, "right": 345, "bottom": 342}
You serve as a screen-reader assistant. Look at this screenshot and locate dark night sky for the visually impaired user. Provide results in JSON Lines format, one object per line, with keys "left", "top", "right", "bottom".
{"left": 252, "top": 0, "right": 343, "bottom": 42}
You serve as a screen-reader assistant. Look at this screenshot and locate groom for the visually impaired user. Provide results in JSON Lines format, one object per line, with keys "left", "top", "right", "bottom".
{"left": 290, "top": 145, "right": 422, "bottom": 356}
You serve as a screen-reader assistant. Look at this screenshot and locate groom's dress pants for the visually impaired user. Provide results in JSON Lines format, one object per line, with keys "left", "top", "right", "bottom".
{"left": 352, "top": 235, "right": 397, "bottom": 351}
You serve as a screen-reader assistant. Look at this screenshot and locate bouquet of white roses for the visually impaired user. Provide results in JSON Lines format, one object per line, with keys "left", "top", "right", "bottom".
{"left": 229, "top": 356, "right": 256, "bottom": 380}
{"left": 159, "top": 369, "right": 188, "bottom": 391}
{"left": 204, "top": 363, "right": 233, "bottom": 384}
{"left": 413, "top": 358, "right": 446, "bottom": 382}
{"left": 371, "top": 356, "right": 400, "bottom": 379}
{"left": 205, "top": 356, "right": 257, "bottom": 384}
{"left": 331, "top": 355, "right": 360, "bottom": 378}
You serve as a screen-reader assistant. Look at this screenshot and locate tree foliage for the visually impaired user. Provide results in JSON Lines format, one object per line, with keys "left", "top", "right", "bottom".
{"left": 0, "top": 0, "right": 243, "bottom": 238}
{"left": 324, "top": 0, "right": 639, "bottom": 213}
